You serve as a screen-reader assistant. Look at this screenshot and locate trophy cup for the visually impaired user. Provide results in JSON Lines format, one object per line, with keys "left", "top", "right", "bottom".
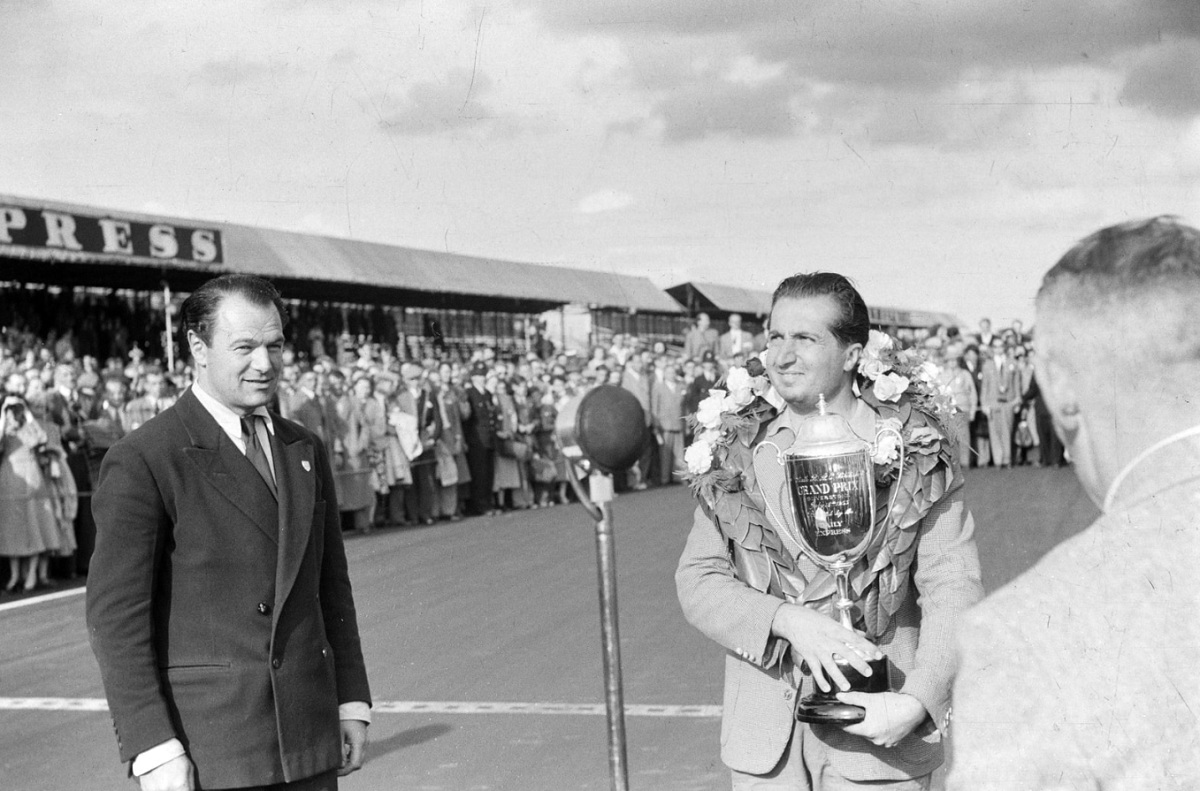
{"left": 781, "top": 395, "right": 897, "bottom": 724}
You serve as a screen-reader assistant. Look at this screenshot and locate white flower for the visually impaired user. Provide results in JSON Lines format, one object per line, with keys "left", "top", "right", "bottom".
{"left": 695, "top": 390, "right": 728, "bottom": 430}
{"left": 859, "top": 330, "right": 895, "bottom": 380}
{"left": 685, "top": 439, "right": 715, "bottom": 474}
{"left": 872, "top": 430, "right": 902, "bottom": 466}
{"left": 750, "top": 374, "right": 770, "bottom": 397}
{"left": 725, "top": 367, "right": 756, "bottom": 408}
{"left": 873, "top": 372, "right": 911, "bottom": 403}
{"left": 917, "top": 360, "right": 940, "bottom": 385}
{"left": 866, "top": 329, "right": 894, "bottom": 354}
{"left": 726, "top": 366, "right": 751, "bottom": 392}
{"left": 860, "top": 357, "right": 889, "bottom": 380}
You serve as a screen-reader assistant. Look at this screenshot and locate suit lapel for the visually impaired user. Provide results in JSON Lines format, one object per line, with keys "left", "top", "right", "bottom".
{"left": 271, "top": 419, "right": 317, "bottom": 611}
{"left": 176, "top": 390, "right": 279, "bottom": 544}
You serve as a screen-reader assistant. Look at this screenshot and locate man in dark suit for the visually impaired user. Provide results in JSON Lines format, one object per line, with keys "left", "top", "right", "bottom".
{"left": 462, "top": 361, "right": 497, "bottom": 516}
{"left": 87, "top": 274, "right": 371, "bottom": 791}
{"left": 961, "top": 344, "right": 988, "bottom": 466}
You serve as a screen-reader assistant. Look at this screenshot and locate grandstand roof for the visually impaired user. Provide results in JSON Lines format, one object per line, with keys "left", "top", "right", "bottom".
{"left": 668, "top": 280, "right": 960, "bottom": 330}
{"left": 0, "top": 194, "right": 681, "bottom": 315}
{"left": 666, "top": 281, "right": 772, "bottom": 317}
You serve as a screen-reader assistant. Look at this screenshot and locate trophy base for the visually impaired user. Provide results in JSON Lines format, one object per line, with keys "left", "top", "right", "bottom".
{"left": 795, "top": 655, "right": 889, "bottom": 725}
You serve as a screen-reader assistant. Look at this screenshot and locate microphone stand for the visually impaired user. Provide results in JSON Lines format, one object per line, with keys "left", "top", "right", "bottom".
{"left": 564, "top": 462, "right": 629, "bottom": 791}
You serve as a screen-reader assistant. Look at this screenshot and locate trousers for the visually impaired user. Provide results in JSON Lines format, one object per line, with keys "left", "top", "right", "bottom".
{"left": 730, "top": 726, "right": 931, "bottom": 791}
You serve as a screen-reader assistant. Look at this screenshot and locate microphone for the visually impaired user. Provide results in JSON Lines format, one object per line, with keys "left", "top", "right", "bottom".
{"left": 555, "top": 385, "right": 646, "bottom": 474}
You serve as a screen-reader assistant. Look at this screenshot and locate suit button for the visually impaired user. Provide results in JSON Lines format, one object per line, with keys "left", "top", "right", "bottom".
{"left": 257, "top": 602, "right": 272, "bottom": 615}
{"left": 784, "top": 689, "right": 795, "bottom": 701}
{"left": 272, "top": 658, "right": 281, "bottom": 669}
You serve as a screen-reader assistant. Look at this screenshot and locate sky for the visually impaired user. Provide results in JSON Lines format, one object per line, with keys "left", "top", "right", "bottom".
{"left": 2, "top": 0, "right": 1198, "bottom": 328}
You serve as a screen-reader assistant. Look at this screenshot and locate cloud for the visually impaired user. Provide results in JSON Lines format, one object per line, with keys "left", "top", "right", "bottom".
{"left": 1119, "top": 38, "right": 1200, "bottom": 119}
{"left": 577, "top": 189, "right": 634, "bottom": 213}
{"left": 378, "top": 68, "right": 500, "bottom": 135}
{"left": 193, "top": 57, "right": 271, "bottom": 88}
{"left": 526, "top": 0, "right": 1200, "bottom": 146}
{"left": 650, "top": 77, "right": 797, "bottom": 141}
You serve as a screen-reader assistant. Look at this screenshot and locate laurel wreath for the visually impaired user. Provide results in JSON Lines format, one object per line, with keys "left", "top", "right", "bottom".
{"left": 684, "top": 335, "right": 960, "bottom": 639}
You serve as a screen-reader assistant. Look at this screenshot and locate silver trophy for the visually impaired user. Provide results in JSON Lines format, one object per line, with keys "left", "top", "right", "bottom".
{"left": 764, "top": 394, "right": 902, "bottom": 724}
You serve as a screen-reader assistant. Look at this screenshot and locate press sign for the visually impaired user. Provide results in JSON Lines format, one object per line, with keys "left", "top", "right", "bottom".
{"left": 0, "top": 204, "right": 223, "bottom": 265}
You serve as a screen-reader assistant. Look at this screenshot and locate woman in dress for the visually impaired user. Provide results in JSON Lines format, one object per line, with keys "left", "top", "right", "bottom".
{"left": 0, "top": 378, "right": 63, "bottom": 592}
{"left": 491, "top": 377, "right": 532, "bottom": 510}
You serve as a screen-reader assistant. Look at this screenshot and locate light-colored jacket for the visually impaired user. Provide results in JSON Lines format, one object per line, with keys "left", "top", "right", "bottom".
{"left": 949, "top": 430, "right": 1200, "bottom": 790}
{"left": 676, "top": 408, "right": 982, "bottom": 780}
{"left": 979, "top": 356, "right": 1020, "bottom": 411}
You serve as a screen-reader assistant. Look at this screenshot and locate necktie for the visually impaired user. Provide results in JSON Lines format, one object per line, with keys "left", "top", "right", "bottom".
{"left": 241, "top": 415, "right": 277, "bottom": 499}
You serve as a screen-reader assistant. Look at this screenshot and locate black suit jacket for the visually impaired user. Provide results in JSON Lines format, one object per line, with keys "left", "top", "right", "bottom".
{"left": 87, "top": 388, "right": 370, "bottom": 788}
{"left": 463, "top": 385, "right": 497, "bottom": 450}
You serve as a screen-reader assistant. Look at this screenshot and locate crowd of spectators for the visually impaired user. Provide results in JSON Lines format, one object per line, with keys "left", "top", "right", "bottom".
{"left": 925, "top": 317, "right": 1062, "bottom": 471}
{"left": 0, "top": 308, "right": 755, "bottom": 591}
{"left": 0, "top": 301, "right": 1053, "bottom": 593}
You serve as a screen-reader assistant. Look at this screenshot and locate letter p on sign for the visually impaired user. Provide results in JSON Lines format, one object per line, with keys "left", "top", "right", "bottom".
{"left": 0, "top": 207, "right": 27, "bottom": 243}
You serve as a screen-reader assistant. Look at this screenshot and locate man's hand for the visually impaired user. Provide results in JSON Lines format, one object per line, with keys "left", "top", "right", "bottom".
{"left": 338, "top": 720, "right": 369, "bottom": 776}
{"left": 836, "top": 691, "right": 928, "bottom": 748}
{"left": 770, "top": 603, "right": 882, "bottom": 693}
{"left": 138, "top": 754, "right": 194, "bottom": 791}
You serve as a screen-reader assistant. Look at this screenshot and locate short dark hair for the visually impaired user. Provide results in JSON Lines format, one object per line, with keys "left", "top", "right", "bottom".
{"left": 180, "top": 274, "right": 288, "bottom": 349}
{"left": 1039, "top": 216, "right": 1200, "bottom": 303}
{"left": 769, "top": 272, "right": 870, "bottom": 348}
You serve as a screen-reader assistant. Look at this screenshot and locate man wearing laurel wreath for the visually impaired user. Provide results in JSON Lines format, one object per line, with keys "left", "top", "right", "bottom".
{"left": 676, "top": 272, "right": 983, "bottom": 789}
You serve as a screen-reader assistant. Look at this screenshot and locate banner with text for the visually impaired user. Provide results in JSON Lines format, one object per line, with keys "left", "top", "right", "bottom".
{"left": 1, "top": 203, "right": 223, "bottom": 266}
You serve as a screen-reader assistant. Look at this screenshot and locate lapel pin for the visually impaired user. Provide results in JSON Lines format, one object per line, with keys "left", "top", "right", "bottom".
{"left": 301, "top": 460, "right": 312, "bottom": 472}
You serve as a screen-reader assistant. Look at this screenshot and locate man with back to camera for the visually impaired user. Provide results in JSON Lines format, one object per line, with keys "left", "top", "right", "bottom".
{"left": 87, "top": 274, "right": 371, "bottom": 791}
{"left": 676, "top": 272, "right": 982, "bottom": 789}
{"left": 948, "top": 217, "right": 1200, "bottom": 790}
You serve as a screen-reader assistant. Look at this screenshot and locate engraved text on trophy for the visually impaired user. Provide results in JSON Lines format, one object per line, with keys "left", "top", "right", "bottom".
{"left": 785, "top": 451, "right": 874, "bottom": 557}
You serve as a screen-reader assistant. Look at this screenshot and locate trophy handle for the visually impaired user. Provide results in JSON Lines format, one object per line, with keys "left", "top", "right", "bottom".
{"left": 874, "top": 424, "right": 906, "bottom": 524}
{"left": 752, "top": 440, "right": 786, "bottom": 466}
{"left": 751, "top": 441, "right": 804, "bottom": 550}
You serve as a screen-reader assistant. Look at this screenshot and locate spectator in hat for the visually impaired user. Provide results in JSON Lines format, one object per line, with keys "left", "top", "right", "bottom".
{"left": 462, "top": 362, "right": 498, "bottom": 516}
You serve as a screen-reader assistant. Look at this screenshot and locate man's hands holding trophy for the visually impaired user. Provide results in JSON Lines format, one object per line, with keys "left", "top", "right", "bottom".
{"left": 771, "top": 603, "right": 880, "bottom": 693}
{"left": 770, "top": 604, "right": 928, "bottom": 748}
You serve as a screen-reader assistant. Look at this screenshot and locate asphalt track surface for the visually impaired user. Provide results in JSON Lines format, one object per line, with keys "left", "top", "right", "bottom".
{"left": 0, "top": 467, "right": 1098, "bottom": 791}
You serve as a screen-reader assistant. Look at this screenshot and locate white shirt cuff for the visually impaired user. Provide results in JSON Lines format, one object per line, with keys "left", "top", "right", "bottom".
{"left": 131, "top": 738, "right": 186, "bottom": 776}
{"left": 132, "top": 703, "right": 369, "bottom": 776}
{"left": 339, "top": 701, "right": 371, "bottom": 724}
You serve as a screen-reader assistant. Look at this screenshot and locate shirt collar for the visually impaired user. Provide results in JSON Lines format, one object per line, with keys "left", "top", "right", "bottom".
{"left": 1103, "top": 422, "right": 1200, "bottom": 513}
{"left": 190, "top": 381, "right": 274, "bottom": 444}
{"left": 765, "top": 398, "right": 875, "bottom": 443}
